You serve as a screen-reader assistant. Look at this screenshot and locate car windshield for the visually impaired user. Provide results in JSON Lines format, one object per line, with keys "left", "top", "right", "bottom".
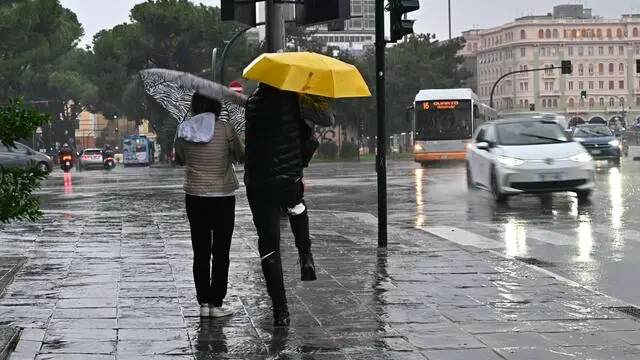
{"left": 573, "top": 125, "right": 613, "bottom": 138}
{"left": 83, "top": 150, "right": 102, "bottom": 155}
{"left": 496, "top": 121, "right": 569, "bottom": 146}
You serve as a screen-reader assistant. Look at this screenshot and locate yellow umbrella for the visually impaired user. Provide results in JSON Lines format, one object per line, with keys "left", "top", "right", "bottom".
{"left": 242, "top": 51, "right": 371, "bottom": 98}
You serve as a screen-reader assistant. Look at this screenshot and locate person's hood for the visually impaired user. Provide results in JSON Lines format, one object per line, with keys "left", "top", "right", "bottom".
{"left": 178, "top": 112, "right": 216, "bottom": 143}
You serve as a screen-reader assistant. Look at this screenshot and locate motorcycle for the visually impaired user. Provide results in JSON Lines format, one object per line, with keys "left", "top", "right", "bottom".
{"left": 60, "top": 154, "right": 73, "bottom": 172}
{"left": 103, "top": 156, "right": 116, "bottom": 170}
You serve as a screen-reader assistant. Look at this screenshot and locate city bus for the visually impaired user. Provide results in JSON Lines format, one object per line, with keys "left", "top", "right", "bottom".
{"left": 411, "top": 88, "right": 498, "bottom": 166}
{"left": 122, "top": 135, "right": 153, "bottom": 167}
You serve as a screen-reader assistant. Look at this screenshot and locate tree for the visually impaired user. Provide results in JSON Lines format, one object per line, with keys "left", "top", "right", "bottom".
{"left": 84, "top": 0, "right": 257, "bottom": 155}
{"left": 0, "top": 99, "right": 51, "bottom": 223}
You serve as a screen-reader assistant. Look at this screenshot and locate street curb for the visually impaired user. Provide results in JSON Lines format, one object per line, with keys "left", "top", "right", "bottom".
{"left": 0, "top": 327, "right": 21, "bottom": 360}
{"left": 414, "top": 227, "right": 638, "bottom": 311}
{"left": 0, "top": 257, "right": 26, "bottom": 298}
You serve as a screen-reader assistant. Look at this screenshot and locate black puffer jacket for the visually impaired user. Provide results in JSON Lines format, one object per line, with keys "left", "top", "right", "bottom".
{"left": 244, "top": 84, "right": 303, "bottom": 186}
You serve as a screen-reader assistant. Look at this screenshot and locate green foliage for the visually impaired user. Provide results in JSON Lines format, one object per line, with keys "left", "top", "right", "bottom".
{"left": 316, "top": 141, "right": 338, "bottom": 160}
{"left": 0, "top": 99, "right": 51, "bottom": 223}
{"left": 339, "top": 142, "right": 359, "bottom": 160}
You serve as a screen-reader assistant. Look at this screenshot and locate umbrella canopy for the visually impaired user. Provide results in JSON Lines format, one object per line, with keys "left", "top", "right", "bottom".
{"left": 242, "top": 52, "right": 371, "bottom": 99}
{"left": 139, "top": 68, "right": 247, "bottom": 132}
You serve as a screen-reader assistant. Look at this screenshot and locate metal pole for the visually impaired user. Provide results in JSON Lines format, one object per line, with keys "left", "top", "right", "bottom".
{"left": 375, "top": 0, "right": 387, "bottom": 248}
{"left": 219, "top": 26, "right": 252, "bottom": 84}
{"left": 490, "top": 65, "right": 555, "bottom": 108}
{"left": 265, "top": 0, "right": 286, "bottom": 52}
{"left": 211, "top": 48, "right": 217, "bottom": 81}
{"left": 448, "top": 0, "right": 452, "bottom": 40}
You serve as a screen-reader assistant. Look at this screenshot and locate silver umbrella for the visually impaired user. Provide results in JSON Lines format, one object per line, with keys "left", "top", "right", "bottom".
{"left": 139, "top": 68, "right": 247, "bottom": 133}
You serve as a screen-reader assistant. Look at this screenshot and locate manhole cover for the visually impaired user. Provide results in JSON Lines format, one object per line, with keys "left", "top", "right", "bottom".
{"left": 514, "top": 256, "right": 555, "bottom": 267}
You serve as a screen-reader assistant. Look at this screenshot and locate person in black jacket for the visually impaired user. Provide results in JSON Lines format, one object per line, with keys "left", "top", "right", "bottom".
{"left": 244, "top": 83, "right": 325, "bottom": 327}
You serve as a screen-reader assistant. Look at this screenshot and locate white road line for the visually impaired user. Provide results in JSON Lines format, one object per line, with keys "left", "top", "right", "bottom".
{"left": 418, "top": 226, "right": 503, "bottom": 249}
{"left": 475, "top": 221, "right": 575, "bottom": 246}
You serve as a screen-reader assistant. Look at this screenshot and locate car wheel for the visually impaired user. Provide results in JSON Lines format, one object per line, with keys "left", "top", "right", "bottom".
{"left": 466, "top": 162, "right": 474, "bottom": 189}
{"left": 576, "top": 190, "right": 592, "bottom": 202}
{"left": 490, "top": 167, "right": 507, "bottom": 203}
{"left": 37, "top": 162, "right": 50, "bottom": 173}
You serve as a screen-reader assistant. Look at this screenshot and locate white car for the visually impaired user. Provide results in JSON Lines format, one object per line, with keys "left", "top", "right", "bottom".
{"left": 466, "top": 117, "right": 595, "bottom": 202}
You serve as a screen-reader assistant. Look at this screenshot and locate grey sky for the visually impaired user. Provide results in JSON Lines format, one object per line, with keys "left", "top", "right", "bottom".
{"left": 61, "top": 0, "right": 638, "bottom": 46}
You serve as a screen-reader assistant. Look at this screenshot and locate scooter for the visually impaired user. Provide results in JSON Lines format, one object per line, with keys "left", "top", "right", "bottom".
{"left": 60, "top": 155, "right": 73, "bottom": 173}
{"left": 103, "top": 156, "right": 116, "bottom": 170}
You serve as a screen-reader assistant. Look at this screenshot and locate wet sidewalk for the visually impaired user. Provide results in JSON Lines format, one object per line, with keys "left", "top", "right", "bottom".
{"left": 3, "top": 208, "right": 640, "bottom": 359}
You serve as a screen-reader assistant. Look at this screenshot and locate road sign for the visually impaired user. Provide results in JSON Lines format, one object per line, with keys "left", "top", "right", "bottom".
{"left": 229, "top": 81, "right": 243, "bottom": 94}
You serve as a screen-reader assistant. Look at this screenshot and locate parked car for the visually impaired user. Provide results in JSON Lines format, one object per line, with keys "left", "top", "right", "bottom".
{"left": 77, "top": 148, "right": 104, "bottom": 171}
{"left": 0, "top": 141, "right": 53, "bottom": 172}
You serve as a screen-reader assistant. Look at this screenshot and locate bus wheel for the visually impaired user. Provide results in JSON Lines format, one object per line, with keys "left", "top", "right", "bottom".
{"left": 420, "top": 161, "right": 429, "bottom": 168}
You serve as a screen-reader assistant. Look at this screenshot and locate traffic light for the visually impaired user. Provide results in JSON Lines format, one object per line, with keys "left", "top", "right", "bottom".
{"left": 529, "top": 103, "right": 535, "bottom": 111}
{"left": 388, "top": 0, "right": 420, "bottom": 43}
{"left": 580, "top": 90, "right": 587, "bottom": 99}
{"left": 295, "top": 0, "right": 351, "bottom": 27}
{"left": 636, "top": 59, "right": 640, "bottom": 73}
{"left": 561, "top": 60, "right": 573, "bottom": 74}
{"left": 221, "top": 0, "right": 257, "bottom": 27}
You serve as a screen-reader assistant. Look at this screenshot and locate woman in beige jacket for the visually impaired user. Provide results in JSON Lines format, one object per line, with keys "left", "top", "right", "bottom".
{"left": 174, "top": 93, "right": 244, "bottom": 318}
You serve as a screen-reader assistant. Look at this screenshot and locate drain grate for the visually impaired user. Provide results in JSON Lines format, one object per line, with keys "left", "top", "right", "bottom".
{"left": 607, "top": 306, "right": 640, "bottom": 319}
{"left": 514, "top": 256, "right": 555, "bottom": 267}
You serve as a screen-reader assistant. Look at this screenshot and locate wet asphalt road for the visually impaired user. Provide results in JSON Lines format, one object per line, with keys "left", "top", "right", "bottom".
{"left": 35, "top": 149, "right": 640, "bottom": 311}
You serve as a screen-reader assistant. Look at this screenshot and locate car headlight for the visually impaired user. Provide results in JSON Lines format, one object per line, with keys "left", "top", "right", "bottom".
{"left": 414, "top": 144, "right": 423, "bottom": 152}
{"left": 497, "top": 155, "right": 525, "bottom": 167}
{"left": 609, "top": 139, "right": 619, "bottom": 147}
{"left": 569, "top": 152, "right": 592, "bottom": 162}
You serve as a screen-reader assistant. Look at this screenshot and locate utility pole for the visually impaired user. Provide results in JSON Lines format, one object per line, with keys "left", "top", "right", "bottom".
{"left": 265, "top": 0, "right": 286, "bottom": 52}
{"left": 448, "top": 0, "right": 452, "bottom": 40}
{"left": 375, "top": 0, "right": 387, "bottom": 248}
{"left": 211, "top": 48, "right": 217, "bottom": 81}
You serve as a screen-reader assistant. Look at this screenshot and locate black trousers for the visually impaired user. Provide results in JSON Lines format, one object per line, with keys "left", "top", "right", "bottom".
{"left": 247, "top": 179, "right": 311, "bottom": 308}
{"left": 185, "top": 194, "right": 236, "bottom": 307}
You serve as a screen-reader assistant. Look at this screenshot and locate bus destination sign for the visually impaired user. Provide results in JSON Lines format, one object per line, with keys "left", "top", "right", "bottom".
{"left": 419, "top": 100, "right": 471, "bottom": 111}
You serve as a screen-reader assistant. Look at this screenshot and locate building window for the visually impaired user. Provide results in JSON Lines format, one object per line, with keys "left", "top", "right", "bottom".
{"left": 600, "top": 97, "right": 605, "bottom": 106}
{"left": 519, "top": 99, "right": 524, "bottom": 108}
{"left": 524, "top": 99, "right": 529, "bottom": 107}
{"left": 619, "top": 46, "right": 625, "bottom": 55}
{"left": 616, "top": 29, "right": 623, "bottom": 38}
{"left": 599, "top": 81, "right": 604, "bottom": 89}
{"left": 636, "top": 97, "right": 640, "bottom": 106}
{"left": 545, "top": 29, "right": 551, "bottom": 38}
{"left": 619, "top": 80, "right": 624, "bottom": 89}
{"left": 578, "top": 64, "right": 584, "bottom": 76}
{"left": 609, "top": 97, "right": 615, "bottom": 107}
{"left": 588, "top": 64, "right": 594, "bottom": 75}
{"left": 578, "top": 81, "right": 584, "bottom": 90}
{"left": 598, "top": 46, "right": 604, "bottom": 55}
{"left": 553, "top": 29, "right": 559, "bottom": 38}
{"left": 538, "top": 29, "right": 544, "bottom": 39}
{"left": 568, "top": 81, "right": 574, "bottom": 90}
{"left": 607, "top": 28, "right": 612, "bottom": 37}
{"left": 619, "top": 63, "right": 624, "bottom": 73}
{"left": 578, "top": 47, "right": 584, "bottom": 56}
{"left": 581, "top": 29, "right": 588, "bottom": 37}
{"left": 589, "top": 98, "right": 595, "bottom": 107}
{"left": 598, "top": 63, "right": 604, "bottom": 75}
{"left": 609, "top": 81, "right": 614, "bottom": 90}
{"left": 570, "top": 29, "right": 577, "bottom": 38}
{"left": 609, "top": 63, "right": 614, "bottom": 74}
{"left": 588, "top": 46, "right": 594, "bottom": 56}
{"left": 553, "top": 99, "right": 558, "bottom": 107}
{"left": 568, "top": 98, "right": 575, "bottom": 107}
{"left": 633, "top": 28, "right": 639, "bottom": 37}
{"left": 588, "top": 81, "right": 594, "bottom": 89}
{"left": 540, "top": 47, "right": 546, "bottom": 56}
{"left": 520, "top": 48, "right": 526, "bottom": 57}
{"left": 520, "top": 29, "right": 526, "bottom": 39}
{"left": 608, "top": 46, "right": 614, "bottom": 55}
{"left": 542, "top": 99, "right": 547, "bottom": 108}
{"left": 568, "top": 47, "right": 574, "bottom": 56}
{"left": 597, "top": 29, "right": 602, "bottom": 37}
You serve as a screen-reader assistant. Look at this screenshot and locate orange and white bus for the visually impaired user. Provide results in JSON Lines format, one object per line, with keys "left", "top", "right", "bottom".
{"left": 411, "top": 88, "right": 498, "bottom": 166}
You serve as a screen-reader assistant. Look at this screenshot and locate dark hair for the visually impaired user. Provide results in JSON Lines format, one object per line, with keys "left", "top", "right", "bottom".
{"left": 191, "top": 93, "right": 222, "bottom": 117}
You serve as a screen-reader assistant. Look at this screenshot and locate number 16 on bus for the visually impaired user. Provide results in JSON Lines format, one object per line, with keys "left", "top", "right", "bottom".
{"left": 406, "top": 88, "right": 498, "bottom": 167}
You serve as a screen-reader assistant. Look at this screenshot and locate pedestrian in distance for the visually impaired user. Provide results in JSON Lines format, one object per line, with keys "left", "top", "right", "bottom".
{"left": 174, "top": 92, "right": 245, "bottom": 318}
{"left": 244, "top": 82, "right": 334, "bottom": 327}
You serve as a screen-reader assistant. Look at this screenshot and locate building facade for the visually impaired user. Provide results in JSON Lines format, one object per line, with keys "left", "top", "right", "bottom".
{"left": 462, "top": 5, "right": 640, "bottom": 125}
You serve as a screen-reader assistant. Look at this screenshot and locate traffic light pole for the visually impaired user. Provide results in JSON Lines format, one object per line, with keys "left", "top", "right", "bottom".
{"left": 265, "top": 0, "right": 286, "bottom": 52}
{"left": 375, "top": 0, "right": 387, "bottom": 248}
{"left": 489, "top": 65, "right": 562, "bottom": 109}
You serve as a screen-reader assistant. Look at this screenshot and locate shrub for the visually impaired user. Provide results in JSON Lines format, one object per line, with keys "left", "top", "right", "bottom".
{"left": 317, "top": 141, "right": 338, "bottom": 160}
{"left": 339, "top": 141, "right": 358, "bottom": 159}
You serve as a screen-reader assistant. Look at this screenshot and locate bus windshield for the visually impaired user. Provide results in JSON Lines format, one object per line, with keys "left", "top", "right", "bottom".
{"left": 414, "top": 99, "right": 472, "bottom": 141}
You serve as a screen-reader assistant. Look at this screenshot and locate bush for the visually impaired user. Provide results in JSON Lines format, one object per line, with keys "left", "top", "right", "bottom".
{"left": 339, "top": 142, "right": 358, "bottom": 160}
{"left": 317, "top": 141, "right": 338, "bottom": 160}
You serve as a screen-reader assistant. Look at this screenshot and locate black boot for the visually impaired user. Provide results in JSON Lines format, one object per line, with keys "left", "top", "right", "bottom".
{"left": 299, "top": 252, "right": 317, "bottom": 281}
{"left": 273, "top": 305, "right": 290, "bottom": 327}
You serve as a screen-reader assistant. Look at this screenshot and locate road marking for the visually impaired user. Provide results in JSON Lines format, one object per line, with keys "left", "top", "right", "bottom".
{"left": 418, "top": 226, "right": 503, "bottom": 249}
{"left": 474, "top": 221, "right": 575, "bottom": 246}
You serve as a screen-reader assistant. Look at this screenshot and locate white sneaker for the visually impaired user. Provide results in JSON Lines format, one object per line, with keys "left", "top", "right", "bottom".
{"left": 210, "top": 305, "right": 234, "bottom": 318}
{"left": 200, "top": 305, "right": 211, "bottom": 317}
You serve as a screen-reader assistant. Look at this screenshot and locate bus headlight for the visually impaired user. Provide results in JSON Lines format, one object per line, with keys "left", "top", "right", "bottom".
{"left": 414, "top": 144, "right": 423, "bottom": 152}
